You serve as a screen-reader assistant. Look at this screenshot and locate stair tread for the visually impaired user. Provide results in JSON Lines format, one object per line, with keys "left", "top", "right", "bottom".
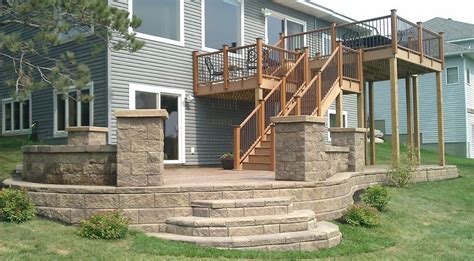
{"left": 192, "top": 197, "right": 291, "bottom": 208}
{"left": 167, "top": 210, "right": 315, "bottom": 227}
{"left": 148, "top": 221, "right": 340, "bottom": 248}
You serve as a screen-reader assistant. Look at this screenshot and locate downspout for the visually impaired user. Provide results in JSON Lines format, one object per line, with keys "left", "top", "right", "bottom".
{"left": 462, "top": 54, "right": 469, "bottom": 157}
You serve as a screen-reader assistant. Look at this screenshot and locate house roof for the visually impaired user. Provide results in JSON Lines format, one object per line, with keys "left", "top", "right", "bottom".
{"left": 424, "top": 17, "right": 474, "bottom": 42}
{"left": 272, "top": 0, "right": 355, "bottom": 24}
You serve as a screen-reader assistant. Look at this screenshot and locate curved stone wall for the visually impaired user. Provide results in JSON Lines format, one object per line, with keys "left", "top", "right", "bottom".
{"left": 3, "top": 165, "right": 458, "bottom": 232}
{"left": 22, "top": 145, "right": 117, "bottom": 186}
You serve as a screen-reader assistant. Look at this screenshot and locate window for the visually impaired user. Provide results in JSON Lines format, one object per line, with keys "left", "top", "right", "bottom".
{"left": 2, "top": 97, "right": 32, "bottom": 134}
{"left": 327, "top": 109, "right": 348, "bottom": 141}
{"left": 203, "top": 0, "right": 243, "bottom": 50}
{"left": 54, "top": 85, "right": 93, "bottom": 136}
{"left": 264, "top": 10, "right": 306, "bottom": 49}
{"left": 446, "top": 67, "right": 459, "bottom": 84}
{"left": 467, "top": 68, "right": 471, "bottom": 85}
{"left": 131, "top": 0, "right": 184, "bottom": 45}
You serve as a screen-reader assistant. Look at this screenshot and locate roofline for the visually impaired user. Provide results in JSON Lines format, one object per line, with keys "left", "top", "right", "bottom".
{"left": 298, "top": 1, "right": 356, "bottom": 23}
{"left": 448, "top": 37, "right": 474, "bottom": 43}
{"left": 445, "top": 50, "right": 474, "bottom": 57}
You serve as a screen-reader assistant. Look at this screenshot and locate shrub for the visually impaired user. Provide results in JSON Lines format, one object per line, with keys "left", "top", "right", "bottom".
{"left": 78, "top": 211, "right": 129, "bottom": 239}
{"left": 362, "top": 185, "right": 390, "bottom": 212}
{"left": 344, "top": 204, "right": 380, "bottom": 227}
{"left": 387, "top": 146, "right": 418, "bottom": 188}
{"left": 0, "top": 188, "right": 36, "bottom": 223}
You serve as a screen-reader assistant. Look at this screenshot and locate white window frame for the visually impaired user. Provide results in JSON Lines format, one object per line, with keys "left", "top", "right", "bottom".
{"left": 1, "top": 97, "right": 32, "bottom": 135}
{"left": 53, "top": 84, "right": 94, "bottom": 137}
{"left": 129, "top": 0, "right": 185, "bottom": 46}
{"left": 446, "top": 66, "right": 459, "bottom": 85}
{"left": 201, "top": 0, "right": 245, "bottom": 52}
{"left": 327, "top": 109, "right": 348, "bottom": 142}
{"left": 263, "top": 9, "right": 307, "bottom": 45}
{"left": 129, "top": 83, "right": 186, "bottom": 165}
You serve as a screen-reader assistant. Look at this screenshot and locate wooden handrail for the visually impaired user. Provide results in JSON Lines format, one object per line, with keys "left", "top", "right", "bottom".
{"left": 320, "top": 46, "right": 341, "bottom": 71}
{"left": 284, "top": 53, "right": 306, "bottom": 78}
{"left": 283, "top": 25, "right": 332, "bottom": 39}
{"left": 263, "top": 44, "right": 299, "bottom": 55}
{"left": 335, "top": 15, "right": 392, "bottom": 29}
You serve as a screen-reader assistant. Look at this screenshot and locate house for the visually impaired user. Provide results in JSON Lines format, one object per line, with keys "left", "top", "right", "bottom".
{"left": 0, "top": 0, "right": 359, "bottom": 167}
{"left": 372, "top": 18, "right": 474, "bottom": 158}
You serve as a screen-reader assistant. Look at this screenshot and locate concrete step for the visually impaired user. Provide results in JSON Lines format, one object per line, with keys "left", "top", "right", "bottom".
{"left": 192, "top": 197, "right": 293, "bottom": 218}
{"left": 242, "top": 162, "right": 272, "bottom": 171}
{"left": 249, "top": 154, "right": 271, "bottom": 163}
{"left": 148, "top": 221, "right": 341, "bottom": 251}
{"left": 165, "top": 210, "right": 316, "bottom": 237}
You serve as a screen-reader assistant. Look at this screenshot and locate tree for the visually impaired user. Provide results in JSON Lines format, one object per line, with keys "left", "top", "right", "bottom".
{"left": 0, "top": 0, "right": 144, "bottom": 101}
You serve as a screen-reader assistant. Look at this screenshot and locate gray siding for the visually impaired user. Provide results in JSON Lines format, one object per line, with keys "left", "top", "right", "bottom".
{"left": 373, "top": 56, "right": 467, "bottom": 156}
{"left": 108, "top": 0, "right": 343, "bottom": 165}
{"left": 0, "top": 23, "right": 108, "bottom": 142}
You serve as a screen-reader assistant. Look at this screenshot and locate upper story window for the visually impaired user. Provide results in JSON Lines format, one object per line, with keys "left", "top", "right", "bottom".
{"left": 54, "top": 85, "right": 94, "bottom": 136}
{"left": 446, "top": 67, "right": 459, "bottom": 85}
{"left": 2, "top": 97, "right": 32, "bottom": 135}
{"left": 131, "top": 0, "right": 184, "bottom": 45}
{"left": 203, "top": 0, "right": 243, "bottom": 50}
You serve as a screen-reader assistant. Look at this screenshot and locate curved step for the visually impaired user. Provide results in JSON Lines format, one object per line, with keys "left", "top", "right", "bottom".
{"left": 192, "top": 197, "right": 293, "bottom": 218}
{"left": 149, "top": 221, "right": 341, "bottom": 251}
{"left": 165, "top": 210, "right": 317, "bottom": 237}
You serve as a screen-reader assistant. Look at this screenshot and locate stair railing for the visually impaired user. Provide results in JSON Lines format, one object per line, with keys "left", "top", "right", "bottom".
{"left": 234, "top": 52, "right": 307, "bottom": 170}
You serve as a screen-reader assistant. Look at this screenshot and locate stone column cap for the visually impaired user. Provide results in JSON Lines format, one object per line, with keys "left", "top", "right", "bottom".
{"left": 329, "top": 127, "right": 368, "bottom": 133}
{"left": 65, "top": 126, "right": 108, "bottom": 132}
{"left": 271, "top": 115, "right": 326, "bottom": 124}
{"left": 115, "top": 109, "right": 169, "bottom": 119}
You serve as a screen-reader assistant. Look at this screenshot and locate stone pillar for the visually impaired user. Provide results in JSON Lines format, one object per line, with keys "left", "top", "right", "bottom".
{"left": 271, "top": 116, "right": 328, "bottom": 181}
{"left": 115, "top": 109, "right": 169, "bottom": 187}
{"left": 329, "top": 128, "right": 367, "bottom": 172}
{"left": 66, "top": 126, "right": 108, "bottom": 145}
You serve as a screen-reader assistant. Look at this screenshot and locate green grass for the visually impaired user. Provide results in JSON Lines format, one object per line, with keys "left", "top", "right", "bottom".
{"left": 0, "top": 136, "right": 38, "bottom": 183}
{"left": 1, "top": 137, "right": 473, "bottom": 260}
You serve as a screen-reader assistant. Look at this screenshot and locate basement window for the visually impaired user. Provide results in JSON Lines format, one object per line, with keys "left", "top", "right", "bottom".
{"left": 2, "top": 97, "right": 32, "bottom": 135}
{"left": 446, "top": 67, "right": 459, "bottom": 85}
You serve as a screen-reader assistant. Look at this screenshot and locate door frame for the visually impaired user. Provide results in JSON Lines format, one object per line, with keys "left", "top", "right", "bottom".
{"left": 129, "top": 83, "right": 186, "bottom": 164}
{"left": 264, "top": 9, "right": 307, "bottom": 45}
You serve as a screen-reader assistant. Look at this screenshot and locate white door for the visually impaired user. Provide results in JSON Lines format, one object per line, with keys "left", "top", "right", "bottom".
{"left": 129, "top": 84, "right": 185, "bottom": 164}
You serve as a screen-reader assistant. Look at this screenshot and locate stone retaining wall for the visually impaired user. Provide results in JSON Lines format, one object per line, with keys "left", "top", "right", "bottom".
{"left": 3, "top": 165, "right": 458, "bottom": 232}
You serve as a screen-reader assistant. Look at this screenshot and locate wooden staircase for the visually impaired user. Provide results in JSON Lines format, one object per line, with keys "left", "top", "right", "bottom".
{"left": 242, "top": 133, "right": 273, "bottom": 171}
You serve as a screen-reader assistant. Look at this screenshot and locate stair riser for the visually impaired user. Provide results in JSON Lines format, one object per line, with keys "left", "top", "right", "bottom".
{"left": 165, "top": 220, "right": 317, "bottom": 237}
{"left": 242, "top": 163, "right": 272, "bottom": 171}
{"left": 193, "top": 203, "right": 293, "bottom": 218}
{"left": 249, "top": 155, "right": 271, "bottom": 163}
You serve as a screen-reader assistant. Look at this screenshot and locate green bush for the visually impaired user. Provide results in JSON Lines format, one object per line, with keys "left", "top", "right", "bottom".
{"left": 0, "top": 188, "right": 36, "bottom": 223}
{"left": 362, "top": 185, "right": 390, "bottom": 212}
{"left": 344, "top": 204, "right": 380, "bottom": 227}
{"left": 78, "top": 211, "right": 129, "bottom": 239}
{"left": 388, "top": 146, "right": 418, "bottom": 188}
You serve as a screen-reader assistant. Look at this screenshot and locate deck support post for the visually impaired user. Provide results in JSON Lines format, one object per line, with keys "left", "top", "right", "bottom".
{"left": 270, "top": 125, "right": 276, "bottom": 171}
{"left": 391, "top": 9, "right": 398, "bottom": 55}
{"left": 417, "top": 22, "right": 424, "bottom": 63}
{"left": 223, "top": 45, "right": 229, "bottom": 90}
{"left": 192, "top": 51, "right": 199, "bottom": 94}
{"left": 234, "top": 127, "right": 242, "bottom": 170}
{"left": 316, "top": 71, "right": 322, "bottom": 116}
{"left": 405, "top": 75, "right": 413, "bottom": 148}
{"left": 259, "top": 99, "right": 266, "bottom": 138}
{"left": 304, "top": 47, "right": 310, "bottom": 85}
{"left": 436, "top": 71, "right": 446, "bottom": 166}
{"left": 331, "top": 23, "right": 337, "bottom": 51}
{"left": 412, "top": 75, "right": 421, "bottom": 164}
{"left": 363, "top": 81, "right": 368, "bottom": 165}
{"left": 369, "top": 81, "right": 376, "bottom": 165}
{"left": 390, "top": 57, "right": 400, "bottom": 165}
{"left": 281, "top": 77, "right": 287, "bottom": 114}
{"left": 256, "top": 38, "right": 263, "bottom": 87}
{"left": 336, "top": 92, "right": 343, "bottom": 127}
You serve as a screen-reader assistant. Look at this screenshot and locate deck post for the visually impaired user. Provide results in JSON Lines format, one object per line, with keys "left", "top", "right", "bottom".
{"left": 417, "top": 22, "right": 424, "bottom": 63}
{"left": 270, "top": 124, "right": 276, "bottom": 171}
{"left": 192, "top": 51, "right": 199, "bottom": 94}
{"left": 295, "top": 96, "right": 301, "bottom": 116}
{"left": 281, "top": 77, "right": 287, "bottom": 114}
{"left": 406, "top": 75, "right": 413, "bottom": 148}
{"left": 390, "top": 57, "right": 400, "bottom": 165}
{"left": 256, "top": 38, "right": 263, "bottom": 87}
{"left": 391, "top": 9, "right": 398, "bottom": 55}
{"left": 304, "top": 47, "right": 310, "bottom": 85}
{"left": 357, "top": 48, "right": 365, "bottom": 128}
{"left": 412, "top": 75, "right": 421, "bottom": 164}
{"left": 331, "top": 23, "right": 337, "bottom": 51}
{"left": 279, "top": 32, "right": 285, "bottom": 49}
{"left": 439, "top": 32, "right": 445, "bottom": 66}
{"left": 223, "top": 45, "right": 229, "bottom": 90}
{"left": 363, "top": 81, "right": 368, "bottom": 165}
{"left": 336, "top": 92, "right": 343, "bottom": 127}
{"left": 436, "top": 71, "right": 446, "bottom": 166}
{"left": 338, "top": 41, "right": 343, "bottom": 87}
{"left": 316, "top": 71, "right": 322, "bottom": 116}
{"left": 233, "top": 127, "right": 242, "bottom": 170}
{"left": 369, "top": 81, "right": 376, "bottom": 165}
{"left": 259, "top": 99, "right": 266, "bottom": 138}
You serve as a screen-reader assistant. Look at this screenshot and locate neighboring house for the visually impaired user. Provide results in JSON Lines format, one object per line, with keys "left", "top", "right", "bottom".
{"left": 373, "top": 18, "right": 474, "bottom": 157}
{"left": 0, "top": 0, "right": 358, "bottom": 166}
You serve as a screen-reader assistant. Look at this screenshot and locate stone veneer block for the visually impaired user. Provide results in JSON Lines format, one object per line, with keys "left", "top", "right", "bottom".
{"left": 66, "top": 126, "right": 108, "bottom": 146}
{"left": 329, "top": 128, "right": 367, "bottom": 172}
{"left": 115, "top": 109, "right": 169, "bottom": 187}
{"left": 271, "top": 116, "right": 328, "bottom": 182}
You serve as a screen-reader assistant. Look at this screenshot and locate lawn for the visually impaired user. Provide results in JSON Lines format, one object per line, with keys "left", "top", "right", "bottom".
{"left": 0, "top": 137, "right": 473, "bottom": 260}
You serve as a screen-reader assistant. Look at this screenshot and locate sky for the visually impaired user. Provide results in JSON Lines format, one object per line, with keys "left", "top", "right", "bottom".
{"left": 313, "top": 0, "right": 474, "bottom": 24}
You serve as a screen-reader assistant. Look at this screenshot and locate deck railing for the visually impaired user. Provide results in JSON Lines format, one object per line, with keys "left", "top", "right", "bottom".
{"left": 193, "top": 39, "right": 300, "bottom": 94}
{"left": 281, "top": 11, "right": 443, "bottom": 63}
{"left": 233, "top": 52, "right": 306, "bottom": 169}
